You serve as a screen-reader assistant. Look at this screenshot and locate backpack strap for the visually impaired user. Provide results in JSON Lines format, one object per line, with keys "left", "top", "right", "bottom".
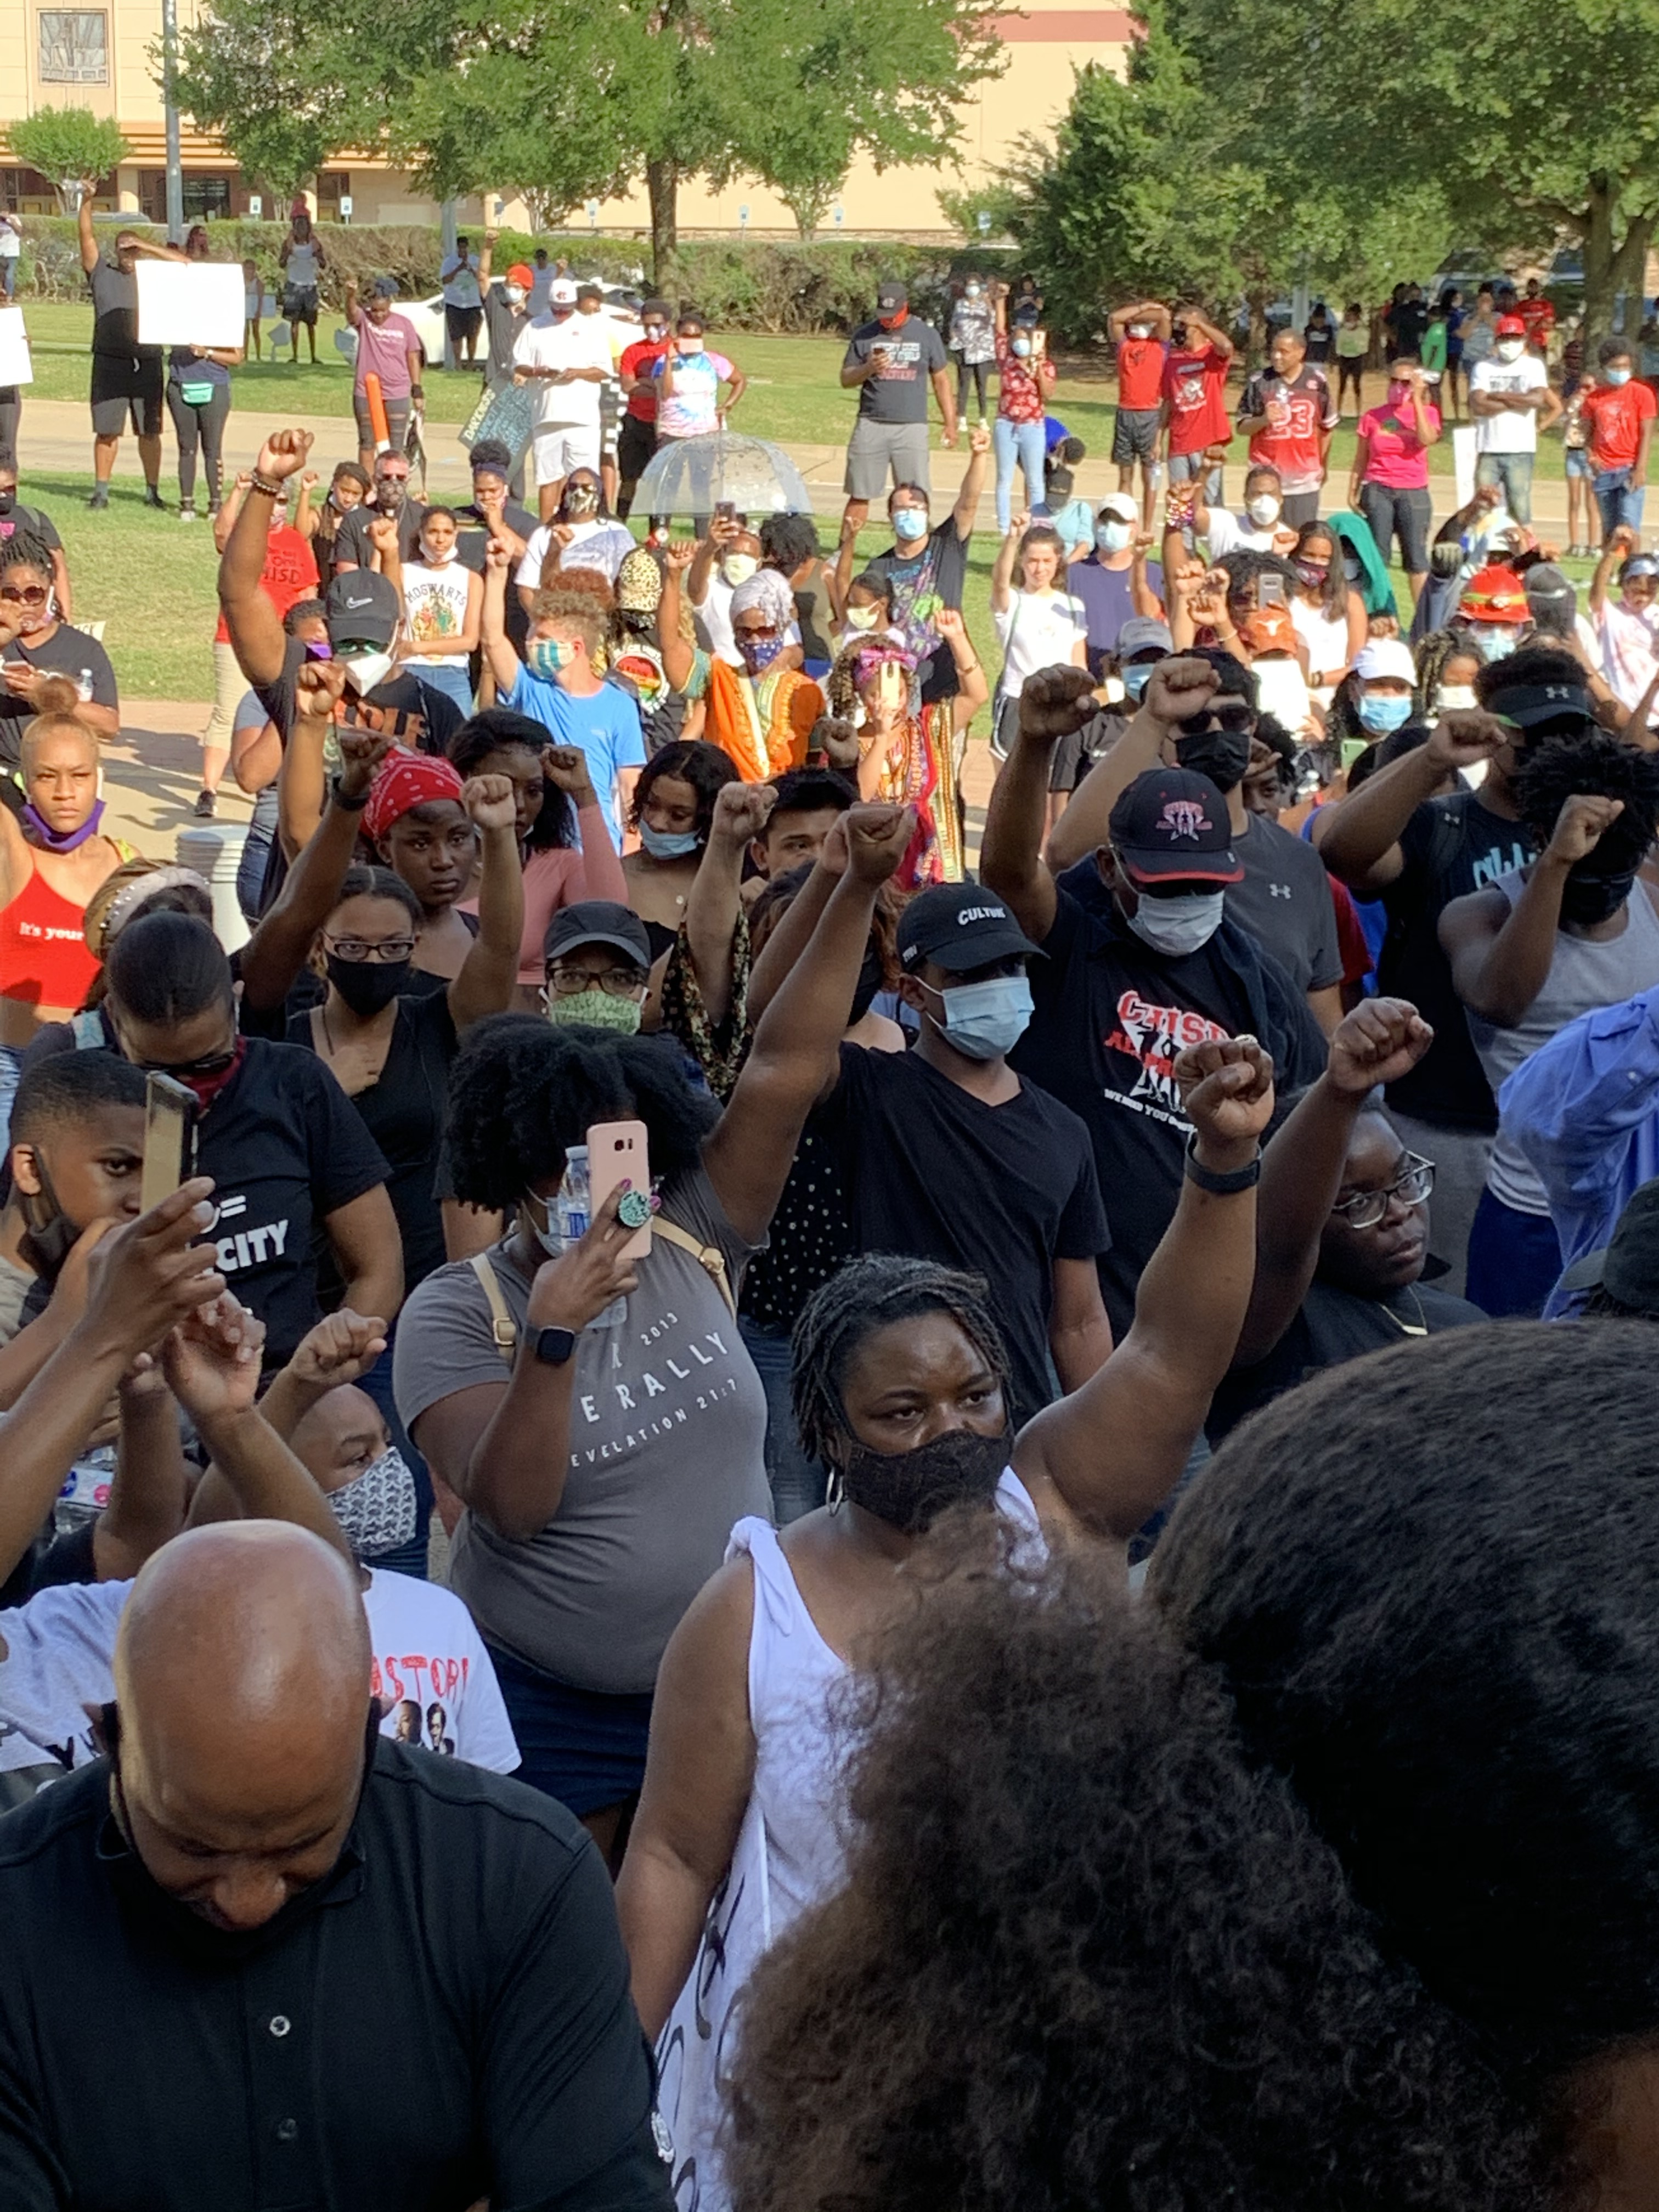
{"left": 652, "top": 1218, "right": 736, "bottom": 1318}
{"left": 469, "top": 1251, "right": 518, "bottom": 1363}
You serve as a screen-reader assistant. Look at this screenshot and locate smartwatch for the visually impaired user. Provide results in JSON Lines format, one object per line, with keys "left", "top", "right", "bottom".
{"left": 533, "top": 1325, "right": 577, "bottom": 1367}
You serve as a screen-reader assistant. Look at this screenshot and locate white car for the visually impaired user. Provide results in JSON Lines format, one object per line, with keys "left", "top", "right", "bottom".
{"left": 334, "top": 281, "right": 641, "bottom": 370}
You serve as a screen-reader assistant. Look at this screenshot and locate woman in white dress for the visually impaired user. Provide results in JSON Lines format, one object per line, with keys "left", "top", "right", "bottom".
{"left": 617, "top": 1034, "right": 1276, "bottom": 2210}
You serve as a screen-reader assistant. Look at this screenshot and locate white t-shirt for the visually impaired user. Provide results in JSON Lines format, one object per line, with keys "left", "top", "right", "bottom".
{"left": 1471, "top": 354, "right": 1549, "bottom": 454}
{"left": 401, "top": 557, "right": 475, "bottom": 669}
{"left": 512, "top": 313, "right": 617, "bottom": 431}
{"left": 441, "top": 253, "right": 482, "bottom": 311}
{"left": 1599, "top": 597, "right": 1659, "bottom": 714}
{"left": 1291, "top": 596, "right": 1352, "bottom": 703}
{"left": 528, "top": 265, "right": 555, "bottom": 314}
{"left": 284, "top": 239, "right": 319, "bottom": 287}
{"left": 0, "top": 219, "right": 22, "bottom": 261}
{"left": 1201, "top": 506, "right": 1278, "bottom": 557}
{"left": 0, "top": 1568, "right": 518, "bottom": 1807}
{"left": 992, "top": 589, "right": 1088, "bottom": 697}
{"left": 517, "top": 518, "right": 636, "bottom": 590}
{"left": 692, "top": 572, "right": 742, "bottom": 667}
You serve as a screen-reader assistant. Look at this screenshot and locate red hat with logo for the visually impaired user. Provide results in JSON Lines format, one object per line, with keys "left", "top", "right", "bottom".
{"left": 1496, "top": 314, "right": 1528, "bottom": 337}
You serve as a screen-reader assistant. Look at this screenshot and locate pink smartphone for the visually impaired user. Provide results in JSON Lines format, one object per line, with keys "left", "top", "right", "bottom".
{"left": 588, "top": 1119, "right": 652, "bottom": 1259}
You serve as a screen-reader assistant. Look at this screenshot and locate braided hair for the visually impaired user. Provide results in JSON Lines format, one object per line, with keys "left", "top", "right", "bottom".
{"left": 789, "top": 1254, "right": 1011, "bottom": 1469}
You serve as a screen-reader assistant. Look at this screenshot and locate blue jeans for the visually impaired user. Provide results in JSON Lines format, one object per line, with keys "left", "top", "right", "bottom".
{"left": 1465, "top": 1188, "right": 1562, "bottom": 1319}
{"left": 1475, "top": 450, "right": 1534, "bottom": 523}
{"left": 1167, "top": 448, "right": 1224, "bottom": 505}
{"left": 740, "top": 1315, "right": 826, "bottom": 1525}
{"left": 994, "top": 415, "right": 1047, "bottom": 533}
{"left": 1594, "top": 467, "right": 1647, "bottom": 538}
{"left": 415, "top": 665, "right": 475, "bottom": 715}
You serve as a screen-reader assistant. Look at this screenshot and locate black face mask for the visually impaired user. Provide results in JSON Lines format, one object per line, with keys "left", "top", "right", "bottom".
{"left": 1170, "top": 321, "right": 1189, "bottom": 348}
{"left": 0, "top": 490, "right": 15, "bottom": 517}
{"left": 326, "top": 952, "right": 412, "bottom": 1017}
{"left": 839, "top": 1423, "right": 1013, "bottom": 1534}
{"left": 849, "top": 940, "right": 884, "bottom": 1026}
{"left": 17, "top": 1156, "right": 77, "bottom": 1282}
{"left": 1560, "top": 867, "right": 1638, "bottom": 926}
{"left": 1175, "top": 725, "right": 1252, "bottom": 793}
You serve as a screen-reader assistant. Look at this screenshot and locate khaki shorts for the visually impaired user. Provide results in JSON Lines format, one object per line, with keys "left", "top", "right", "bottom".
{"left": 844, "top": 417, "right": 930, "bottom": 500}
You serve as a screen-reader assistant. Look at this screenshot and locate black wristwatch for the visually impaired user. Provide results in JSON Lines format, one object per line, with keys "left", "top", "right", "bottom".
{"left": 532, "top": 1325, "right": 577, "bottom": 1367}
{"left": 1183, "top": 1131, "right": 1261, "bottom": 1194}
{"left": 331, "top": 774, "right": 370, "bottom": 812}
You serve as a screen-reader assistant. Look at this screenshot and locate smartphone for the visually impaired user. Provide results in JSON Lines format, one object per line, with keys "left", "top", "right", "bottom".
{"left": 877, "top": 659, "right": 907, "bottom": 713}
{"left": 1029, "top": 328, "right": 1047, "bottom": 358}
{"left": 1340, "top": 736, "right": 1370, "bottom": 774}
{"left": 587, "top": 1119, "right": 652, "bottom": 1260}
{"left": 1258, "top": 574, "right": 1286, "bottom": 607}
{"left": 140, "top": 1073, "right": 199, "bottom": 1215}
{"left": 715, "top": 500, "right": 737, "bottom": 523}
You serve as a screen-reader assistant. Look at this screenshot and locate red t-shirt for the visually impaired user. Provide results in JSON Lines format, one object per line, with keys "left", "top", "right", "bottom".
{"left": 1517, "top": 296, "right": 1556, "bottom": 347}
{"left": 1161, "top": 346, "right": 1232, "bottom": 456}
{"left": 1116, "top": 334, "right": 1166, "bottom": 411}
{"left": 1582, "top": 379, "right": 1657, "bottom": 472}
{"left": 619, "top": 335, "right": 670, "bottom": 424}
{"left": 213, "top": 524, "right": 319, "bottom": 646}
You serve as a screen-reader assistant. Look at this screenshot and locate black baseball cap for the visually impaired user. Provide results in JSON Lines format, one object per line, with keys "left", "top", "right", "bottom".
{"left": 1559, "top": 1179, "right": 1659, "bottom": 1311}
{"left": 896, "top": 883, "right": 1042, "bottom": 974}
{"left": 1108, "top": 767, "right": 1243, "bottom": 885}
{"left": 543, "top": 900, "right": 652, "bottom": 969}
{"left": 876, "top": 279, "right": 909, "bottom": 312}
{"left": 324, "top": 571, "right": 400, "bottom": 650}
{"left": 1485, "top": 676, "right": 1595, "bottom": 731}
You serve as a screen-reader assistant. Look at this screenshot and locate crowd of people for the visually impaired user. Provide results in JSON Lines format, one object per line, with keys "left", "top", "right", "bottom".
{"left": 1, "top": 235, "right": 1658, "bottom": 2208}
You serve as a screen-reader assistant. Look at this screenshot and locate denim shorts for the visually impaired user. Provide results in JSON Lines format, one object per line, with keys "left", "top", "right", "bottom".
{"left": 1565, "top": 447, "right": 1591, "bottom": 479}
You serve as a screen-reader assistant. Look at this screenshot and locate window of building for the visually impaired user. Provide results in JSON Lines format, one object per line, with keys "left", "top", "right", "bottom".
{"left": 38, "top": 11, "right": 109, "bottom": 83}
{"left": 137, "top": 172, "right": 233, "bottom": 225}
{"left": 317, "top": 173, "right": 351, "bottom": 213}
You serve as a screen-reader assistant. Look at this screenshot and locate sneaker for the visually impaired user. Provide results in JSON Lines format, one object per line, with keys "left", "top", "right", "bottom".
{"left": 179, "top": 502, "right": 198, "bottom": 524}
{"left": 193, "top": 789, "right": 216, "bottom": 819}
{"left": 143, "top": 484, "right": 166, "bottom": 511}
{"left": 87, "top": 486, "right": 109, "bottom": 510}
{"left": 206, "top": 501, "right": 222, "bottom": 519}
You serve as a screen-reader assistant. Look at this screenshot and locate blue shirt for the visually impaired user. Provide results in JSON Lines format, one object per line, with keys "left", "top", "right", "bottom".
{"left": 502, "top": 672, "right": 646, "bottom": 846}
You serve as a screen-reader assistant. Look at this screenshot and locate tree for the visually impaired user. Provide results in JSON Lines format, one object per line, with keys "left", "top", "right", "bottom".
{"left": 7, "top": 109, "right": 129, "bottom": 211}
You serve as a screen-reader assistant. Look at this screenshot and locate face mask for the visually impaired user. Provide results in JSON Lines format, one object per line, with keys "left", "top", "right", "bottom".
{"left": 1560, "top": 867, "right": 1638, "bottom": 926}
{"left": 738, "top": 635, "right": 785, "bottom": 675}
{"left": 676, "top": 337, "right": 705, "bottom": 355}
{"left": 1497, "top": 339, "right": 1525, "bottom": 363}
{"left": 1122, "top": 663, "right": 1155, "bottom": 701}
{"left": 563, "top": 482, "right": 599, "bottom": 516}
{"left": 1356, "top": 692, "right": 1413, "bottom": 735}
{"left": 376, "top": 479, "right": 407, "bottom": 514}
{"left": 1470, "top": 625, "right": 1517, "bottom": 663}
{"left": 1096, "top": 521, "right": 1133, "bottom": 554}
{"left": 640, "top": 822, "right": 701, "bottom": 860}
{"left": 1128, "top": 323, "right": 1153, "bottom": 338}
{"left": 891, "top": 507, "right": 929, "bottom": 543}
{"left": 845, "top": 603, "right": 881, "bottom": 631}
{"left": 0, "top": 491, "right": 14, "bottom": 517}
{"left": 528, "top": 636, "right": 577, "bottom": 682}
{"left": 838, "top": 1423, "right": 1013, "bottom": 1534}
{"left": 1437, "top": 684, "right": 1478, "bottom": 713}
{"left": 546, "top": 986, "right": 644, "bottom": 1034}
{"left": 504, "top": 284, "right": 527, "bottom": 306}
{"left": 1126, "top": 888, "right": 1227, "bottom": 957}
{"left": 966, "top": 285, "right": 983, "bottom": 300}
{"left": 1011, "top": 338, "right": 1032, "bottom": 358}
{"left": 1342, "top": 555, "right": 1362, "bottom": 583}
{"left": 850, "top": 941, "right": 885, "bottom": 1027}
{"left": 1170, "top": 323, "right": 1188, "bottom": 348}
{"left": 1606, "top": 366, "right": 1633, "bottom": 387}
{"left": 337, "top": 648, "right": 393, "bottom": 696}
{"left": 326, "top": 951, "right": 411, "bottom": 1017}
{"left": 1246, "top": 493, "right": 1282, "bottom": 527}
{"left": 419, "top": 541, "right": 453, "bottom": 567}
{"left": 329, "top": 1447, "right": 417, "bottom": 1561}
{"left": 720, "top": 553, "right": 759, "bottom": 588}
{"left": 923, "top": 974, "right": 1033, "bottom": 1060}
{"left": 1175, "top": 726, "right": 1252, "bottom": 792}
{"left": 1294, "top": 558, "right": 1329, "bottom": 588}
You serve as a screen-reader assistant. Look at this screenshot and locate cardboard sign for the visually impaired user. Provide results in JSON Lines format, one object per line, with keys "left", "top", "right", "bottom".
{"left": 0, "top": 307, "right": 33, "bottom": 387}
{"left": 136, "top": 260, "right": 245, "bottom": 348}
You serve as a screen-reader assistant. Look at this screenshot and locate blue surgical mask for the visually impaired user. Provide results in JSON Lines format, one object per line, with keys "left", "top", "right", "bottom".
{"left": 640, "top": 822, "right": 701, "bottom": 860}
{"left": 1357, "top": 692, "right": 1413, "bottom": 735}
{"left": 892, "top": 507, "right": 929, "bottom": 543}
{"left": 1606, "top": 366, "right": 1633, "bottom": 387}
{"left": 1096, "top": 521, "right": 1134, "bottom": 554}
{"left": 1011, "top": 337, "right": 1032, "bottom": 359}
{"left": 923, "top": 974, "right": 1033, "bottom": 1060}
{"left": 1126, "top": 889, "right": 1227, "bottom": 958}
{"left": 1470, "top": 625, "right": 1519, "bottom": 663}
{"left": 1122, "top": 663, "right": 1155, "bottom": 701}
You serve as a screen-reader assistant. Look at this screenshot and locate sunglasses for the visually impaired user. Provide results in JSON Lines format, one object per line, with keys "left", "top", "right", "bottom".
{"left": 736, "top": 626, "right": 780, "bottom": 642}
{"left": 1178, "top": 704, "right": 1256, "bottom": 737}
{"left": 1, "top": 584, "right": 49, "bottom": 606}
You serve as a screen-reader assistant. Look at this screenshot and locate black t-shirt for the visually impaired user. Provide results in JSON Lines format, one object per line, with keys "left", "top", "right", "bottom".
{"left": 481, "top": 288, "right": 527, "bottom": 382}
{"left": 0, "top": 625, "right": 119, "bottom": 766}
{"left": 864, "top": 521, "right": 970, "bottom": 705}
{"left": 1375, "top": 790, "right": 1536, "bottom": 1130}
{"left": 0, "top": 1745, "right": 672, "bottom": 2212}
{"left": 87, "top": 255, "right": 155, "bottom": 359}
{"left": 817, "top": 1041, "right": 1110, "bottom": 1428}
{"left": 333, "top": 502, "right": 429, "bottom": 571}
{"left": 843, "top": 315, "right": 949, "bottom": 423}
{"left": 1011, "top": 864, "right": 1328, "bottom": 1338}
{"left": 1207, "top": 1275, "right": 1482, "bottom": 1440}
{"left": 0, "top": 503, "right": 61, "bottom": 554}
{"left": 193, "top": 1035, "right": 391, "bottom": 1363}
{"left": 1223, "top": 811, "right": 1344, "bottom": 996}
{"left": 288, "top": 990, "right": 456, "bottom": 1290}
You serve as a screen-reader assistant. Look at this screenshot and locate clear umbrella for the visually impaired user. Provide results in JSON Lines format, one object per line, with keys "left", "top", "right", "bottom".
{"left": 634, "top": 431, "right": 812, "bottom": 519}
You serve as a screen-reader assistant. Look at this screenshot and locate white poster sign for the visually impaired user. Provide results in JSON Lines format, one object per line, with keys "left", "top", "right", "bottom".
{"left": 136, "top": 260, "right": 245, "bottom": 348}
{"left": 0, "top": 307, "right": 33, "bottom": 387}
{"left": 1452, "top": 421, "right": 1477, "bottom": 511}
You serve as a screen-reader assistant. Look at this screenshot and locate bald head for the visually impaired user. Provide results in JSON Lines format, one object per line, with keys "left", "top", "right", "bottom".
{"left": 113, "top": 1524, "right": 371, "bottom": 1930}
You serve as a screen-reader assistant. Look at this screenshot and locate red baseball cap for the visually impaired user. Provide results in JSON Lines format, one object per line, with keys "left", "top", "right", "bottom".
{"left": 1496, "top": 314, "right": 1527, "bottom": 337}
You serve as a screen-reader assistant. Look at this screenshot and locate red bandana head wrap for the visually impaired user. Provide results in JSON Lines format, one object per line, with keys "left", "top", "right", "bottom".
{"left": 362, "top": 748, "right": 465, "bottom": 844}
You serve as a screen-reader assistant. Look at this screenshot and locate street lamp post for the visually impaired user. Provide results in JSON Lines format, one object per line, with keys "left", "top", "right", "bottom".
{"left": 161, "top": 0, "right": 185, "bottom": 244}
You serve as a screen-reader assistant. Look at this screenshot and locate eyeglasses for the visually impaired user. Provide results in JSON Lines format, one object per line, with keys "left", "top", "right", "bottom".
{"left": 546, "top": 966, "right": 645, "bottom": 997}
{"left": 325, "top": 934, "right": 416, "bottom": 963}
{"left": 1330, "top": 1153, "right": 1435, "bottom": 1229}
{"left": 1, "top": 584, "right": 49, "bottom": 606}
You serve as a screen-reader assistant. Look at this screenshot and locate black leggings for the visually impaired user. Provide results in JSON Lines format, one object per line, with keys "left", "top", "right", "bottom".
{"left": 955, "top": 354, "right": 989, "bottom": 417}
{"left": 166, "top": 380, "right": 231, "bottom": 506}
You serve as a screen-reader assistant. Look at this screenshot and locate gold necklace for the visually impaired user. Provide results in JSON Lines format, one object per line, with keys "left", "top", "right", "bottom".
{"left": 1380, "top": 1284, "right": 1428, "bottom": 1336}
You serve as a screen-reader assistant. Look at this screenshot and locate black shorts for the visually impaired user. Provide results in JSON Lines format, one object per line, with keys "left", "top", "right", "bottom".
{"left": 617, "top": 412, "right": 657, "bottom": 484}
{"left": 91, "top": 353, "right": 163, "bottom": 438}
{"left": 1111, "top": 407, "right": 1160, "bottom": 464}
{"left": 283, "top": 283, "right": 319, "bottom": 326}
{"left": 445, "top": 304, "right": 483, "bottom": 346}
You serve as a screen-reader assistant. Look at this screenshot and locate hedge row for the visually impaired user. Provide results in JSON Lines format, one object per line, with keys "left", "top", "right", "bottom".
{"left": 10, "top": 217, "right": 1017, "bottom": 334}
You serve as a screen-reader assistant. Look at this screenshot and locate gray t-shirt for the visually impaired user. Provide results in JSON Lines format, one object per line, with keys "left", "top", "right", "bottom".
{"left": 393, "top": 1164, "right": 770, "bottom": 1693}
{"left": 1223, "top": 811, "right": 1344, "bottom": 997}
{"left": 0, "top": 1255, "right": 33, "bottom": 1346}
{"left": 843, "top": 315, "right": 949, "bottom": 424}
{"left": 88, "top": 254, "right": 154, "bottom": 359}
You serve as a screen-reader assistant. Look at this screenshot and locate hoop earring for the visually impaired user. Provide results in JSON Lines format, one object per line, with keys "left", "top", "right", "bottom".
{"left": 825, "top": 1465, "right": 844, "bottom": 1515}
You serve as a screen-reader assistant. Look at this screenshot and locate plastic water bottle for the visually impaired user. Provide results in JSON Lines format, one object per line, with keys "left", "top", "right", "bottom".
{"left": 555, "top": 1144, "right": 590, "bottom": 1249}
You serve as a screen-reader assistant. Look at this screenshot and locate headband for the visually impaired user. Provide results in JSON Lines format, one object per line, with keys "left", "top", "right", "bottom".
{"left": 94, "top": 865, "right": 206, "bottom": 956}
{"left": 362, "top": 747, "right": 464, "bottom": 843}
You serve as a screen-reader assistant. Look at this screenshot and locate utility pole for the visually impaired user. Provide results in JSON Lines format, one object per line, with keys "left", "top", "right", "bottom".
{"left": 161, "top": 0, "right": 184, "bottom": 243}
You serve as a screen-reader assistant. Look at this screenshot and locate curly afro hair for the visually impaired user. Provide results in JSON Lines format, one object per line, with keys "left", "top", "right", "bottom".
{"left": 727, "top": 1516, "right": 1554, "bottom": 2212}
{"left": 443, "top": 1013, "right": 719, "bottom": 1210}
{"left": 1513, "top": 727, "right": 1659, "bottom": 870}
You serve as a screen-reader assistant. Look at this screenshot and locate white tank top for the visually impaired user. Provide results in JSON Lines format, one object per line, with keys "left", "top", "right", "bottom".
{"left": 1291, "top": 596, "right": 1351, "bottom": 706}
